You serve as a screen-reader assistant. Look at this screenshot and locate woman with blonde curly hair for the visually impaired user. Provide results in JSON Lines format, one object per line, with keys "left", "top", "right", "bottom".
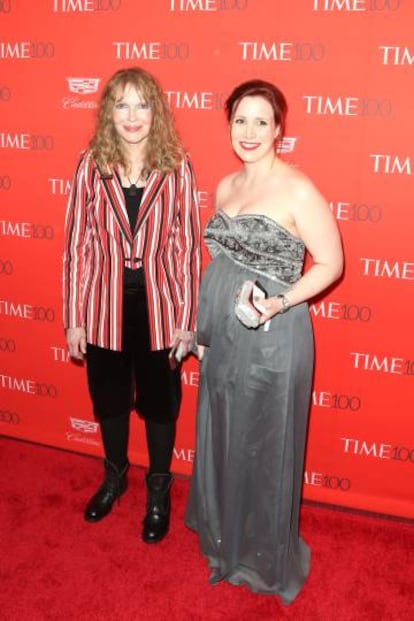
{"left": 63, "top": 67, "right": 201, "bottom": 543}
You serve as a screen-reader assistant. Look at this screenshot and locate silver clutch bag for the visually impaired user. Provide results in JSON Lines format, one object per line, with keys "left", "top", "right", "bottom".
{"left": 234, "top": 280, "right": 267, "bottom": 329}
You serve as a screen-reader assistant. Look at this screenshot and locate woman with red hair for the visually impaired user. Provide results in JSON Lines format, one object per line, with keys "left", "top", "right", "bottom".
{"left": 186, "top": 79, "right": 343, "bottom": 603}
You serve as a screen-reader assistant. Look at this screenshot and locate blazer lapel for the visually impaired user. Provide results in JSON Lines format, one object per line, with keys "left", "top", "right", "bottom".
{"left": 133, "top": 170, "right": 167, "bottom": 236}
{"left": 96, "top": 164, "right": 132, "bottom": 243}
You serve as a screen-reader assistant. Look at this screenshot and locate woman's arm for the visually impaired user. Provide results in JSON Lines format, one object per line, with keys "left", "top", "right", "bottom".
{"left": 62, "top": 152, "right": 92, "bottom": 358}
{"left": 259, "top": 176, "right": 343, "bottom": 321}
{"left": 172, "top": 154, "right": 201, "bottom": 352}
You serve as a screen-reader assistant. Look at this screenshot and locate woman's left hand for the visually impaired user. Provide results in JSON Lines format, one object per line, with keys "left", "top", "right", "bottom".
{"left": 171, "top": 329, "right": 195, "bottom": 358}
{"left": 257, "top": 296, "right": 283, "bottom": 324}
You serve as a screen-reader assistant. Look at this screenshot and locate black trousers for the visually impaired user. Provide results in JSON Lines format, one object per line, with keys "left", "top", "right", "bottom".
{"left": 85, "top": 278, "right": 181, "bottom": 473}
{"left": 86, "top": 287, "right": 181, "bottom": 423}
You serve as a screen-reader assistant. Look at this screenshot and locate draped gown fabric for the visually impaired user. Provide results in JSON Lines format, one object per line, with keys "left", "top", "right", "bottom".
{"left": 185, "top": 210, "right": 314, "bottom": 604}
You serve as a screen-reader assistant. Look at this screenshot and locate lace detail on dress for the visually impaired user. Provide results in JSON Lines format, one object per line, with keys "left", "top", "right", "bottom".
{"left": 204, "top": 210, "right": 305, "bottom": 285}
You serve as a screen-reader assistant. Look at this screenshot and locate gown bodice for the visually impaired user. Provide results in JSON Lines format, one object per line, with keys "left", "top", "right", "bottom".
{"left": 204, "top": 210, "right": 305, "bottom": 285}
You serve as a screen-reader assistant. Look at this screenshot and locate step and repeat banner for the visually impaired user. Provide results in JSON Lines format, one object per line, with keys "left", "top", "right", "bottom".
{"left": 1, "top": 0, "right": 413, "bottom": 519}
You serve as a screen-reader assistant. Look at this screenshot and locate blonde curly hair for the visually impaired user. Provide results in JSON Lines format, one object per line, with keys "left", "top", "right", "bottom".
{"left": 89, "top": 67, "right": 184, "bottom": 174}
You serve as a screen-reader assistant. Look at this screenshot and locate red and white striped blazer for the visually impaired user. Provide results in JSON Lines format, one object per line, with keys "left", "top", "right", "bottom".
{"left": 63, "top": 151, "right": 201, "bottom": 351}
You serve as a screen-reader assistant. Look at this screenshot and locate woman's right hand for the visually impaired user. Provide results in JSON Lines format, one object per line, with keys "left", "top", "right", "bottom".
{"left": 66, "top": 327, "right": 87, "bottom": 360}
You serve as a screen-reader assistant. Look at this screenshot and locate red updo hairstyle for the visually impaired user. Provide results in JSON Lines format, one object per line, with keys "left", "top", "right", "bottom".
{"left": 225, "top": 79, "right": 288, "bottom": 139}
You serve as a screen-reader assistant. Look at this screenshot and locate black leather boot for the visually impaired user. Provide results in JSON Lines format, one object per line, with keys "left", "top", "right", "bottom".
{"left": 84, "top": 459, "right": 129, "bottom": 523}
{"left": 142, "top": 473, "right": 173, "bottom": 544}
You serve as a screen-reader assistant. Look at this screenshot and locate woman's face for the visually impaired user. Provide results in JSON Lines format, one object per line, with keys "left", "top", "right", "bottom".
{"left": 112, "top": 83, "right": 153, "bottom": 147}
{"left": 230, "top": 96, "right": 279, "bottom": 163}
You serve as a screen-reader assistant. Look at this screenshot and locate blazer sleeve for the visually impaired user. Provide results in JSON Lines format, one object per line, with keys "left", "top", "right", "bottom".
{"left": 62, "top": 152, "right": 94, "bottom": 330}
{"left": 174, "top": 154, "right": 201, "bottom": 332}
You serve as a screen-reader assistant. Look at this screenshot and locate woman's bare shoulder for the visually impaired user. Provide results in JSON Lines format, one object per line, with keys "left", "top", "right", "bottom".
{"left": 215, "top": 171, "right": 239, "bottom": 209}
{"left": 279, "top": 164, "right": 324, "bottom": 203}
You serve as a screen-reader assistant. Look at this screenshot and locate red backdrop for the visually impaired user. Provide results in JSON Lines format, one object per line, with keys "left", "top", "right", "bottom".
{"left": 1, "top": 0, "right": 413, "bottom": 519}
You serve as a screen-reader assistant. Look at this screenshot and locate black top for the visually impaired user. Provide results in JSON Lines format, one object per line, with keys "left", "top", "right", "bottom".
{"left": 124, "top": 185, "right": 144, "bottom": 231}
{"left": 122, "top": 185, "right": 145, "bottom": 291}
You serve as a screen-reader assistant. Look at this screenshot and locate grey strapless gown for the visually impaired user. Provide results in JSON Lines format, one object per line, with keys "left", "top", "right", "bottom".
{"left": 185, "top": 211, "right": 314, "bottom": 604}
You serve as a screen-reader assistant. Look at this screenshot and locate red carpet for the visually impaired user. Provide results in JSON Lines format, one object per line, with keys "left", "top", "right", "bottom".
{"left": 0, "top": 436, "right": 413, "bottom": 621}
